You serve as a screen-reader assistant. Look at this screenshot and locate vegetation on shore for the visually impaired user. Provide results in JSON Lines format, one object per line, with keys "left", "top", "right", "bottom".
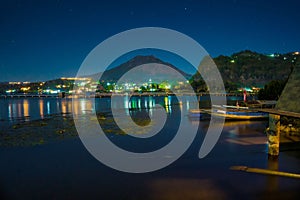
{"left": 257, "top": 80, "right": 287, "bottom": 100}
{"left": 191, "top": 50, "right": 298, "bottom": 97}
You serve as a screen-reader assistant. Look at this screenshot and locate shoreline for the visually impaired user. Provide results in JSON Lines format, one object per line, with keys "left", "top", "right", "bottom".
{"left": 0, "top": 92, "right": 251, "bottom": 99}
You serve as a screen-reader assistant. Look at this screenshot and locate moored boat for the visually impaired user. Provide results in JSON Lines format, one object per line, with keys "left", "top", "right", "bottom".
{"left": 211, "top": 105, "right": 268, "bottom": 120}
{"left": 189, "top": 105, "right": 269, "bottom": 120}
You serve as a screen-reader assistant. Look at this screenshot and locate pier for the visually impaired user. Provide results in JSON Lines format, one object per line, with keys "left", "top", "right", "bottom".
{"left": 261, "top": 64, "right": 300, "bottom": 158}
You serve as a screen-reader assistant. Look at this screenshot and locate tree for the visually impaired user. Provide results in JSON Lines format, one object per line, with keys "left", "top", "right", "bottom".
{"left": 258, "top": 80, "right": 286, "bottom": 100}
{"left": 189, "top": 72, "right": 208, "bottom": 92}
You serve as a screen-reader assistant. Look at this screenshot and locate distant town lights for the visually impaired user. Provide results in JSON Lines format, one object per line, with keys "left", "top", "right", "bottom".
{"left": 6, "top": 89, "right": 16, "bottom": 93}
{"left": 8, "top": 82, "right": 21, "bottom": 85}
{"left": 43, "top": 89, "right": 61, "bottom": 94}
{"left": 61, "top": 77, "right": 91, "bottom": 81}
{"left": 20, "top": 87, "right": 30, "bottom": 92}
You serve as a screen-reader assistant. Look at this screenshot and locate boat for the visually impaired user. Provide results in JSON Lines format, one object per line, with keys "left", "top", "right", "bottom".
{"left": 188, "top": 105, "right": 268, "bottom": 120}
{"left": 210, "top": 105, "right": 268, "bottom": 120}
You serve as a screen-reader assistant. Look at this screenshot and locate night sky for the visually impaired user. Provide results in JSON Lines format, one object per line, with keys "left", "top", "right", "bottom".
{"left": 1, "top": 0, "right": 300, "bottom": 82}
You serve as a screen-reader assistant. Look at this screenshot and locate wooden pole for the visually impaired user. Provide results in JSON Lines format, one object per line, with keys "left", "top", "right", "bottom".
{"left": 266, "top": 114, "right": 281, "bottom": 158}
{"left": 230, "top": 166, "right": 300, "bottom": 179}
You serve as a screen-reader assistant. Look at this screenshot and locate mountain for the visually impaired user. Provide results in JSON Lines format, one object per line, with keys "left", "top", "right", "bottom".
{"left": 213, "top": 50, "right": 297, "bottom": 87}
{"left": 89, "top": 55, "right": 192, "bottom": 83}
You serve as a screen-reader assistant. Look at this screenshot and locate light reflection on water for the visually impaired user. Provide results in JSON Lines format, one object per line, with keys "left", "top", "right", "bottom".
{"left": 0, "top": 95, "right": 244, "bottom": 125}
{"left": 39, "top": 99, "right": 44, "bottom": 119}
{"left": 0, "top": 96, "right": 187, "bottom": 121}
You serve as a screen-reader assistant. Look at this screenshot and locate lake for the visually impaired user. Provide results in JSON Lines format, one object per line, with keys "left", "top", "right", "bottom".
{"left": 0, "top": 95, "right": 245, "bottom": 122}
{"left": 1, "top": 96, "right": 300, "bottom": 199}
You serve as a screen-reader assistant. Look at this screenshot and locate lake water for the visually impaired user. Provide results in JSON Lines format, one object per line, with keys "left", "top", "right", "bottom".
{"left": 0, "top": 95, "right": 243, "bottom": 122}
{"left": 1, "top": 96, "right": 300, "bottom": 199}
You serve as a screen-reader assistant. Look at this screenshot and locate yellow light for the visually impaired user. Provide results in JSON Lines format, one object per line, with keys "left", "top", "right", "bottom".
{"left": 20, "top": 87, "right": 30, "bottom": 91}
{"left": 61, "top": 77, "right": 91, "bottom": 81}
{"left": 9, "top": 82, "right": 21, "bottom": 85}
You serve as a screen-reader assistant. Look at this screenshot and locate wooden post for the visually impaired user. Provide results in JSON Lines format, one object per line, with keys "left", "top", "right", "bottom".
{"left": 267, "top": 114, "right": 281, "bottom": 158}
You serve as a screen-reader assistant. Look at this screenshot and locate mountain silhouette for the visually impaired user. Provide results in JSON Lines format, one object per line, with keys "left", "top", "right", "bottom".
{"left": 90, "top": 55, "right": 192, "bottom": 83}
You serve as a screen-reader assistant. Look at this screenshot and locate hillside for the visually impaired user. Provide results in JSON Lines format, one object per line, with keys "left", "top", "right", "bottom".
{"left": 214, "top": 50, "right": 297, "bottom": 87}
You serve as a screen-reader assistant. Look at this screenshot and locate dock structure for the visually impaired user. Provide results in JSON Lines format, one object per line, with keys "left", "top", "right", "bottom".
{"left": 261, "top": 63, "right": 300, "bottom": 158}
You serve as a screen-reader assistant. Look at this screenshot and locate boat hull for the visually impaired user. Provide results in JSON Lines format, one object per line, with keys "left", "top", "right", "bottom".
{"left": 189, "top": 108, "right": 269, "bottom": 120}
{"left": 211, "top": 110, "right": 269, "bottom": 120}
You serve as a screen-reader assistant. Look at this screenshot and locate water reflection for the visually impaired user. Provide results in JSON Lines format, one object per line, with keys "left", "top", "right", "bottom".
{"left": 18, "top": 103, "right": 22, "bottom": 118}
{"left": 61, "top": 100, "right": 67, "bottom": 114}
{"left": 266, "top": 157, "right": 279, "bottom": 193}
{"left": 72, "top": 99, "right": 94, "bottom": 115}
{"left": 164, "top": 96, "right": 171, "bottom": 113}
{"left": 148, "top": 178, "right": 225, "bottom": 199}
{"left": 7, "top": 101, "right": 25, "bottom": 120}
{"left": 129, "top": 96, "right": 176, "bottom": 115}
{"left": 8, "top": 103, "right": 12, "bottom": 120}
{"left": 39, "top": 100, "right": 44, "bottom": 119}
{"left": 138, "top": 98, "right": 141, "bottom": 109}
{"left": 1, "top": 98, "right": 74, "bottom": 122}
{"left": 223, "top": 121, "right": 268, "bottom": 145}
{"left": 80, "top": 99, "right": 86, "bottom": 114}
{"left": 47, "top": 101, "right": 50, "bottom": 115}
{"left": 1, "top": 96, "right": 199, "bottom": 122}
{"left": 23, "top": 99, "right": 29, "bottom": 118}
{"left": 224, "top": 121, "right": 266, "bottom": 135}
{"left": 111, "top": 95, "right": 181, "bottom": 116}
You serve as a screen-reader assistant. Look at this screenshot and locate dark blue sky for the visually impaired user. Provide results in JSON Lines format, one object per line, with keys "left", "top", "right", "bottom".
{"left": 1, "top": 0, "right": 300, "bottom": 81}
